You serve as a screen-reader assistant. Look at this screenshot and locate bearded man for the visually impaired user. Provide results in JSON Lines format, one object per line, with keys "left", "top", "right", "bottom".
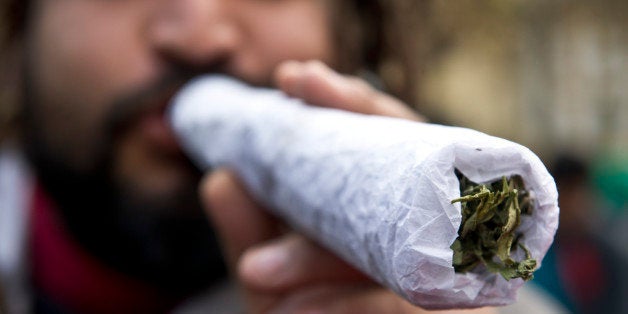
{"left": 0, "top": 1, "right": 503, "bottom": 313}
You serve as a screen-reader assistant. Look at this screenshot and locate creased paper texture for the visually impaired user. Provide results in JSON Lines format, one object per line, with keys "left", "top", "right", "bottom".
{"left": 169, "top": 75, "right": 559, "bottom": 309}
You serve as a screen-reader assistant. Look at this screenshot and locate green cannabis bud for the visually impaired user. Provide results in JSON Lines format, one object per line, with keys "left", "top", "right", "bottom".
{"left": 451, "top": 170, "right": 536, "bottom": 281}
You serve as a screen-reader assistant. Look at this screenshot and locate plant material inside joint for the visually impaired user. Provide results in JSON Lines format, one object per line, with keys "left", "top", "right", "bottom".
{"left": 450, "top": 169, "right": 537, "bottom": 281}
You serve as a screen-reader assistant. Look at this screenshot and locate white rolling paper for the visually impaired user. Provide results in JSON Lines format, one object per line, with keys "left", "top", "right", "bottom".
{"left": 169, "top": 75, "right": 559, "bottom": 309}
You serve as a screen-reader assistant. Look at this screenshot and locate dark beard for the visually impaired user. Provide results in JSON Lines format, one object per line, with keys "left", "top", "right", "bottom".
{"left": 21, "top": 67, "right": 227, "bottom": 298}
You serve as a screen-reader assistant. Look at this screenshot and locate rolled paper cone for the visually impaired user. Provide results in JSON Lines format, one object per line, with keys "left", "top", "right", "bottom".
{"left": 169, "top": 75, "right": 559, "bottom": 309}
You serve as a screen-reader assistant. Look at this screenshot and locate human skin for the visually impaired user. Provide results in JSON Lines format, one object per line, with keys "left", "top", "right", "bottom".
{"left": 27, "top": 0, "right": 336, "bottom": 206}
{"left": 25, "top": 0, "right": 493, "bottom": 312}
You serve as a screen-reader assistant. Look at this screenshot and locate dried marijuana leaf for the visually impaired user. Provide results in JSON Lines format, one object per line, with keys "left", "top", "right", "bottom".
{"left": 450, "top": 170, "right": 536, "bottom": 281}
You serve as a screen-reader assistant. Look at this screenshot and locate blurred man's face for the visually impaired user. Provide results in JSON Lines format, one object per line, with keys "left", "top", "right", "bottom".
{"left": 27, "top": 0, "right": 334, "bottom": 208}
{"left": 22, "top": 0, "right": 335, "bottom": 289}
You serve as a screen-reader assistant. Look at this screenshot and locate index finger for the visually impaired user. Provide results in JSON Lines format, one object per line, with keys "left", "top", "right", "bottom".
{"left": 274, "top": 60, "right": 425, "bottom": 122}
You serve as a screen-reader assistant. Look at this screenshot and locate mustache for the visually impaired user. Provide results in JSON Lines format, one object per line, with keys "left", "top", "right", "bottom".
{"left": 106, "top": 73, "right": 184, "bottom": 138}
{"left": 105, "top": 61, "right": 229, "bottom": 138}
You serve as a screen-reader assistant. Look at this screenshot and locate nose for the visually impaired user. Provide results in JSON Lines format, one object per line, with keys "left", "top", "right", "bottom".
{"left": 149, "top": 0, "right": 239, "bottom": 67}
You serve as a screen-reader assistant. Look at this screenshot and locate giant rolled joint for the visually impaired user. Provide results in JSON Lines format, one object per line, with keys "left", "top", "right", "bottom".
{"left": 169, "top": 76, "right": 559, "bottom": 309}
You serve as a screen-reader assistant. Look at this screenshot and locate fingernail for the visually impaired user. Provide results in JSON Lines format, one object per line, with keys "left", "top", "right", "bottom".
{"left": 241, "top": 245, "right": 290, "bottom": 286}
{"left": 279, "top": 61, "right": 303, "bottom": 78}
{"left": 304, "top": 60, "right": 346, "bottom": 87}
{"left": 277, "top": 62, "right": 305, "bottom": 96}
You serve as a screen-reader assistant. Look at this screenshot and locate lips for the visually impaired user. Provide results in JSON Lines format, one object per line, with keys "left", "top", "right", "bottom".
{"left": 136, "top": 95, "right": 181, "bottom": 154}
{"left": 113, "top": 83, "right": 185, "bottom": 158}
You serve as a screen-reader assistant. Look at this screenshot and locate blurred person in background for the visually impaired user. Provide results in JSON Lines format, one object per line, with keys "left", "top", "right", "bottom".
{"left": 592, "top": 154, "right": 628, "bottom": 264}
{"left": 533, "top": 155, "right": 628, "bottom": 313}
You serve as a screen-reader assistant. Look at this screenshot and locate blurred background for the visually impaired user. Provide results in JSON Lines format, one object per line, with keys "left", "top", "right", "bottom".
{"left": 1, "top": 0, "right": 625, "bottom": 313}
{"left": 404, "top": 1, "right": 627, "bottom": 312}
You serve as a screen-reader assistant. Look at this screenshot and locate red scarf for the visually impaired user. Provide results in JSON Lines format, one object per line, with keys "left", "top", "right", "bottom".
{"left": 30, "top": 184, "right": 179, "bottom": 313}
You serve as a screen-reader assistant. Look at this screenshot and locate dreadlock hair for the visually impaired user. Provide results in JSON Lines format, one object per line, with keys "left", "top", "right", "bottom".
{"left": 0, "top": 0, "right": 30, "bottom": 141}
{"left": 332, "top": 0, "right": 429, "bottom": 106}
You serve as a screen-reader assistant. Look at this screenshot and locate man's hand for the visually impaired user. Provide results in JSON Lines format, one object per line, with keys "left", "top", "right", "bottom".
{"left": 199, "top": 61, "right": 494, "bottom": 313}
{"left": 274, "top": 60, "right": 424, "bottom": 122}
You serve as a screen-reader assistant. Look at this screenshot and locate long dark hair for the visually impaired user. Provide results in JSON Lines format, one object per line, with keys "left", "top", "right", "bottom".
{"left": 0, "top": 0, "right": 30, "bottom": 141}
